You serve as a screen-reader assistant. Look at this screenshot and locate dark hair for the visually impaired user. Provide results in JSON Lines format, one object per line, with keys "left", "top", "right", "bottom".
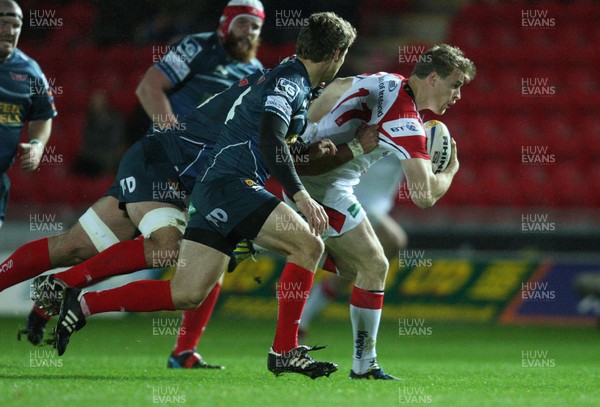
{"left": 296, "top": 12, "right": 356, "bottom": 62}
{"left": 412, "top": 44, "right": 476, "bottom": 83}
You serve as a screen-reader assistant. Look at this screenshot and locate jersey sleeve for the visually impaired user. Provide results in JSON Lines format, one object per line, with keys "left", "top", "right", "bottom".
{"left": 26, "top": 73, "right": 57, "bottom": 121}
{"left": 155, "top": 35, "right": 208, "bottom": 86}
{"left": 262, "top": 74, "right": 304, "bottom": 127}
{"left": 378, "top": 116, "right": 429, "bottom": 160}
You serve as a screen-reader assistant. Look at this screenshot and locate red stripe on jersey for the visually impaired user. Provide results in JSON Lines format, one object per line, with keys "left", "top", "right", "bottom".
{"left": 332, "top": 87, "right": 369, "bottom": 113}
{"left": 350, "top": 285, "right": 384, "bottom": 310}
{"left": 377, "top": 79, "right": 428, "bottom": 160}
{"left": 334, "top": 102, "right": 372, "bottom": 126}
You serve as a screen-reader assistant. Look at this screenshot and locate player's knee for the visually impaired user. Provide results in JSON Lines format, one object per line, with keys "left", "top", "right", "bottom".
{"left": 372, "top": 254, "right": 389, "bottom": 282}
{"left": 145, "top": 227, "right": 182, "bottom": 255}
{"left": 177, "top": 290, "right": 208, "bottom": 310}
{"left": 51, "top": 230, "right": 97, "bottom": 265}
{"left": 358, "top": 252, "right": 388, "bottom": 284}
{"left": 299, "top": 232, "right": 325, "bottom": 262}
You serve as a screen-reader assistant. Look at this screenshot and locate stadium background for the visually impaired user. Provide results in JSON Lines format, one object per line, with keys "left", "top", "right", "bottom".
{"left": 0, "top": 0, "right": 600, "bottom": 324}
{"left": 1, "top": 1, "right": 600, "bottom": 405}
{"left": 1, "top": 0, "right": 599, "bottom": 334}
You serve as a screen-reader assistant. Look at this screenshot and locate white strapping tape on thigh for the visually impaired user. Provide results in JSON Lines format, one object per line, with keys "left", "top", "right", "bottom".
{"left": 138, "top": 207, "right": 187, "bottom": 238}
{"left": 78, "top": 208, "right": 120, "bottom": 252}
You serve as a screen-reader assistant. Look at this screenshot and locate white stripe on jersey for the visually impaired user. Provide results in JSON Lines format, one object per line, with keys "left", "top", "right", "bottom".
{"left": 178, "top": 143, "right": 207, "bottom": 178}
{"left": 200, "top": 141, "right": 250, "bottom": 182}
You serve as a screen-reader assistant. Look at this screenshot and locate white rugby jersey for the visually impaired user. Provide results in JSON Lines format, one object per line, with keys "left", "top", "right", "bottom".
{"left": 301, "top": 73, "right": 429, "bottom": 197}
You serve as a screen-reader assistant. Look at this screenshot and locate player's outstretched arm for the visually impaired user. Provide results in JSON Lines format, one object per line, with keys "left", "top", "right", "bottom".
{"left": 401, "top": 138, "right": 459, "bottom": 208}
{"left": 297, "top": 124, "right": 379, "bottom": 176}
{"left": 259, "top": 111, "right": 328, "bottom": 235}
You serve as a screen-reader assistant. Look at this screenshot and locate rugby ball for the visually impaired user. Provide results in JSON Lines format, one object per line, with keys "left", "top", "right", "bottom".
{"left": 424, "top": 120, "right": 452, "bottom": 174}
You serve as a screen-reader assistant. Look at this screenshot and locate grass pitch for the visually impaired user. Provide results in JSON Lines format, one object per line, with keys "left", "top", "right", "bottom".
{"left": 0, "top": 315, "right": 599, "bottom": 406}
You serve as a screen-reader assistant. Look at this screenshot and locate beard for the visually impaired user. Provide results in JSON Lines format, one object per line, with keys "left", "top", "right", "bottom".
{"left": 0, "top": 38, "right": 15, "bottom": 61}
{"left": 223, "top": 32, "right": 260, "bottom": 63}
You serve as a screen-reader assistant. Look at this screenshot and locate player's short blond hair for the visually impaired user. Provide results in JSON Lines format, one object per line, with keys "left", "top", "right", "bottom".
{"left": 412, "top": 44, "right": 476, "bottom": 83}
{"left": 296, "top": 12, "right": 357, "bottom": 63}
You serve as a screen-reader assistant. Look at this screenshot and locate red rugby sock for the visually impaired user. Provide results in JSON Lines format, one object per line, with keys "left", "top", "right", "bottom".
{"left": 272, "top": 263, "right": 314, "bottom": 353}
{"left": 80, "top": 280, "right": 175, "bottom": 316}
{"left": 0, "top": 238, "right": 51, "bottom": 291}
{"left": 54, "top": 239, "right": 147, "bottom": 288}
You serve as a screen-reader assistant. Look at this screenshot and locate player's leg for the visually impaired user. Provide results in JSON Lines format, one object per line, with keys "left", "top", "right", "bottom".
{"left": 36, "top": 200, "right": 184, "bottom": 316}
{"left": 325, "top": 217, "right": 400, "bottom": 380}
{"left": 300, "top": 214, "right": 408, "bottom": 337}
{"left": 50, "top": 175, "right": 251, "bottom": 355}
{"left": 38, "top": 137, "right": 187, "bottom": 297}
{"left": 13, "top": 192, "right": 138, "bottom": 345}
{"left": 236, "top": 202, "right": 336, "bottom": 378}
{"left": 50, "top": 195, "right": 139, "bottom": 267}
{"left": 1, "top": 188, "right": 137, "bottom": 293}
{"left": 369, "top": 211, "right": 409, "bottom": 258}
{"left": 253, "top": 202, "right": 324, "bottom": 347}
{"left": 168, "top": 273, "right": 224, "bottom": 370}
{"left": 299, "top": 265, "right": 352, "bottom": 339}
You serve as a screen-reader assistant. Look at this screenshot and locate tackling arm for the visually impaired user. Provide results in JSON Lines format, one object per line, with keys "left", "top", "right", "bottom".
{"left": 259, "top": 111, "right": 304, "bottom": 197}
{"left": 259, "top": 111, "right": 329, "bottom": 235}
{"left": 296, "top": 124, "right": 379, "bottom": 176}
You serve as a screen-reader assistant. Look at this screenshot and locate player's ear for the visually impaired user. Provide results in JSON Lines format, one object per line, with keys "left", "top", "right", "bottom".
{"left": 428, "top": 72, "right": 439, "bottom": 87}
{"left": 331, "top": 49, "right": 341, "bottom": 62}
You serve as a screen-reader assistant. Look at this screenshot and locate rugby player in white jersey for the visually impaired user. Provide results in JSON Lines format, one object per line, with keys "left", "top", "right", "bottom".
{"left": 288, "top": 44, "right": 475, "bottom": 379}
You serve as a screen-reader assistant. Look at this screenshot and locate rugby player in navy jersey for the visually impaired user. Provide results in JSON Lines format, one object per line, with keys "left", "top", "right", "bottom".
{"left": 136, "top": 0, "right": 264, "bottom": 129}
{"left": 0, "top": 1, "right": 265, "bottom": 367}
{"left": 54, "top": 12, "right": 357, "bottom": 379}
{"left": 0, "top": 0, "right": 56, "bottom": 228}
{"left": 135, "top": 0, "right": 264, "bottom": 370}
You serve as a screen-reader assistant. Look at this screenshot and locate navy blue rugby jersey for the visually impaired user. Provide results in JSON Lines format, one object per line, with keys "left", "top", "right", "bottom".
{"left": 155, "top": 32, "right": 262, "bottom": 120}
{"left": 0, "top": 48, "right": 57, "bottom": 173}
{"left": 154, "top": 68, "right": 268, "bottom": 187}
{"left": 199, "top": 57, "right": 311, "bottom": 185}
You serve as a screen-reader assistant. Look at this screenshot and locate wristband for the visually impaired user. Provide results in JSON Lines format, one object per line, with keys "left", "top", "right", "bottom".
{"left": 347, "top": 138, "right": 364, "bottom": 158}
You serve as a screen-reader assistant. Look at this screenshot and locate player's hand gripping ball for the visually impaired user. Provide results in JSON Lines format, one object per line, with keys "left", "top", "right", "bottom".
{"left": 424, "top": 120, "right": 452, "bottom": 174}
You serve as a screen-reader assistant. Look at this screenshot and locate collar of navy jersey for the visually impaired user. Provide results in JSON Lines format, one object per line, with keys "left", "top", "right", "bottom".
{"left": 287, "top": 55, "right": 312, "bottom": 89}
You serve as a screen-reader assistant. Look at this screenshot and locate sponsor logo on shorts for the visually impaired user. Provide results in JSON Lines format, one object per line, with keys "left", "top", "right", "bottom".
{"left": 347, "top": 203, "right": 361, "bottom": 218}
{"left": 206, "top": 208, "right": 228, "bottom": 227}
